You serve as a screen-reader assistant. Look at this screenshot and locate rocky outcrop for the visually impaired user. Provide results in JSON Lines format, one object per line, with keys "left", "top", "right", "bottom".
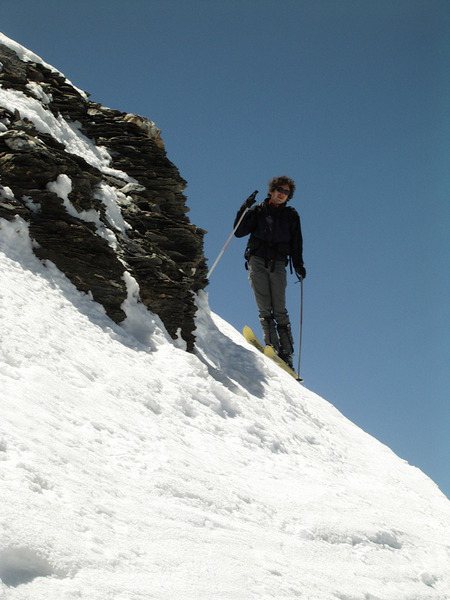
{"left": 0, "top": 36, "right": 207, "bottom": 350}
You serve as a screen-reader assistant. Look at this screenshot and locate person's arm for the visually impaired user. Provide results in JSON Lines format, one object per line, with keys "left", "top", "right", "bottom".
{"left": 234, "top": 191, "right": 258, "bottom": 237}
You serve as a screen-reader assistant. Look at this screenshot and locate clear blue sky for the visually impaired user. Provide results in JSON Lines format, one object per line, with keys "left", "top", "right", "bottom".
{"left": 2, "top": 0, "right": 449, "bottom": 498}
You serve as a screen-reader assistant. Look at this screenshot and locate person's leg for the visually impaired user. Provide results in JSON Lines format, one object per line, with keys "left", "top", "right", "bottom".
{"left": 269, "top": 262, "right": 294, "bottom": 366}
{"left": 248, "top": 256, "right": 279, "bottom": 349}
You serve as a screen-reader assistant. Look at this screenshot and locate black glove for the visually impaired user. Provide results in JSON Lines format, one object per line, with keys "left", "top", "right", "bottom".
{"left": 296, "top": 265, "right": 306, "bottom": 280}
{"left": 242, "top": 190, "right": 258, "bottom": 209}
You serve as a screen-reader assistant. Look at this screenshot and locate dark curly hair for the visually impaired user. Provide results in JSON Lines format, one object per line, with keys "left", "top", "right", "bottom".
{"left": 268, "top": 175, "right": 296, "bottom": 200}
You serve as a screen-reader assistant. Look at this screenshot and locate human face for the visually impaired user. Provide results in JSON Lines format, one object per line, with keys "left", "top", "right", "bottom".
{"left": 269, "top": 185, "right": 290, "bottom": 206}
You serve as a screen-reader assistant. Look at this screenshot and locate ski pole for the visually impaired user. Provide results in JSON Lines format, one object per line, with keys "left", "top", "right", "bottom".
{"left": 207, "top": 191, "right": 258, "bottom": 280}
{"left": 297, "top": 276, "right": 304, "bottom": 377}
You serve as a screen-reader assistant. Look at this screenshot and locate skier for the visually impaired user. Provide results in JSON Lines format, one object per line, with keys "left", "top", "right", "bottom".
{"left": 234, "top": 176, "right": 306, "bottom": 369}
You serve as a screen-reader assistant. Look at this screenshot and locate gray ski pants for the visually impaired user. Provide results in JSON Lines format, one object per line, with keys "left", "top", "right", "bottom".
{"left": 248, "top": 256, "right": 290, "bottom": 326}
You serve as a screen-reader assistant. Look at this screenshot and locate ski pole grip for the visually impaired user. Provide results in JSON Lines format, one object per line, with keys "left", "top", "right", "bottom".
{"left": 244, "top": 190, "right": 258, "bottom": 208}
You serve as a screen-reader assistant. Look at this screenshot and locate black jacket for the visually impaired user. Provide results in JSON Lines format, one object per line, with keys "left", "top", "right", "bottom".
{"left": 234, "top": 198, "right": 304, "bottom": 270}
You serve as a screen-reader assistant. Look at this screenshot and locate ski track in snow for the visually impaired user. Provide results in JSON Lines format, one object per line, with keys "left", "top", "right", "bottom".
{"left": 0, "top": 217, "right": 449, "bottom": 600}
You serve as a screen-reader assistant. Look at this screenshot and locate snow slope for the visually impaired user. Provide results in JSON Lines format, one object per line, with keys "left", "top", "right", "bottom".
{"left": 0, "top": 217, "right": 449, "bottom": 600}
{"left": 1, "top": 32, "right": 449, "bottom": 599}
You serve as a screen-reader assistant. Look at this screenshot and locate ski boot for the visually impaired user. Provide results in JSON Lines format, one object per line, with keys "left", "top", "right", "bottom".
{"left": 277, "top": 323, "right": 294, "bottom": 368}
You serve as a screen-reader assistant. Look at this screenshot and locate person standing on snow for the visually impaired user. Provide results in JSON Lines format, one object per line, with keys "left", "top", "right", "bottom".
{"left": 234, "top": 176, "right": 306, "bottom": 368}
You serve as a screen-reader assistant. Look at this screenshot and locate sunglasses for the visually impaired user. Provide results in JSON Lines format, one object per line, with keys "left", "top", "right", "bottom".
{"left": 274, "top": 186, "right": 290, "bottom": 195}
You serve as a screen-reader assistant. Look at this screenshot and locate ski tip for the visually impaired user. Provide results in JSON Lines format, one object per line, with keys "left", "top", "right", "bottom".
{"left": 242, "top": 325, "right": 255, "bottom": 338}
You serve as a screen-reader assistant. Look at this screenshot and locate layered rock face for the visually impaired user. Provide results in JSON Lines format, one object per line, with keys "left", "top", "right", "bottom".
{"left": 0, "top": 36, "right": 207, "bottom": 350}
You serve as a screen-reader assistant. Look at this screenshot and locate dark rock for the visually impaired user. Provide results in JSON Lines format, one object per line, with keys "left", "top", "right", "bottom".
{"left": 0, "top": 40, "right": 207, "bottom": 351}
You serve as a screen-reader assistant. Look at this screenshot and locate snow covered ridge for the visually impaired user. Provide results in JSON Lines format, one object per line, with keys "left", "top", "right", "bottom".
{"left": 0, "top": 33, "right": 207, "bottom": 350}
{"left": 0, "top": 32, "right": 86, "bottom": 97}
{"left": 0, "top": 85, "right": 133, "bottom": 179}
{"left": 0, "top": 218, "right": 449, "bottom": 600}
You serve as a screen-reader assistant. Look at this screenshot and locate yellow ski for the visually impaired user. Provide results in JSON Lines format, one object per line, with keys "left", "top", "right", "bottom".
{"left": 242, "top": 326, "right": 303, "bottom": 382}
{"left": 242, "top": 325, "right": 265, "bottom": 353}
{"left": 263, "top": 345, "right": 303, "bottom": 382}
